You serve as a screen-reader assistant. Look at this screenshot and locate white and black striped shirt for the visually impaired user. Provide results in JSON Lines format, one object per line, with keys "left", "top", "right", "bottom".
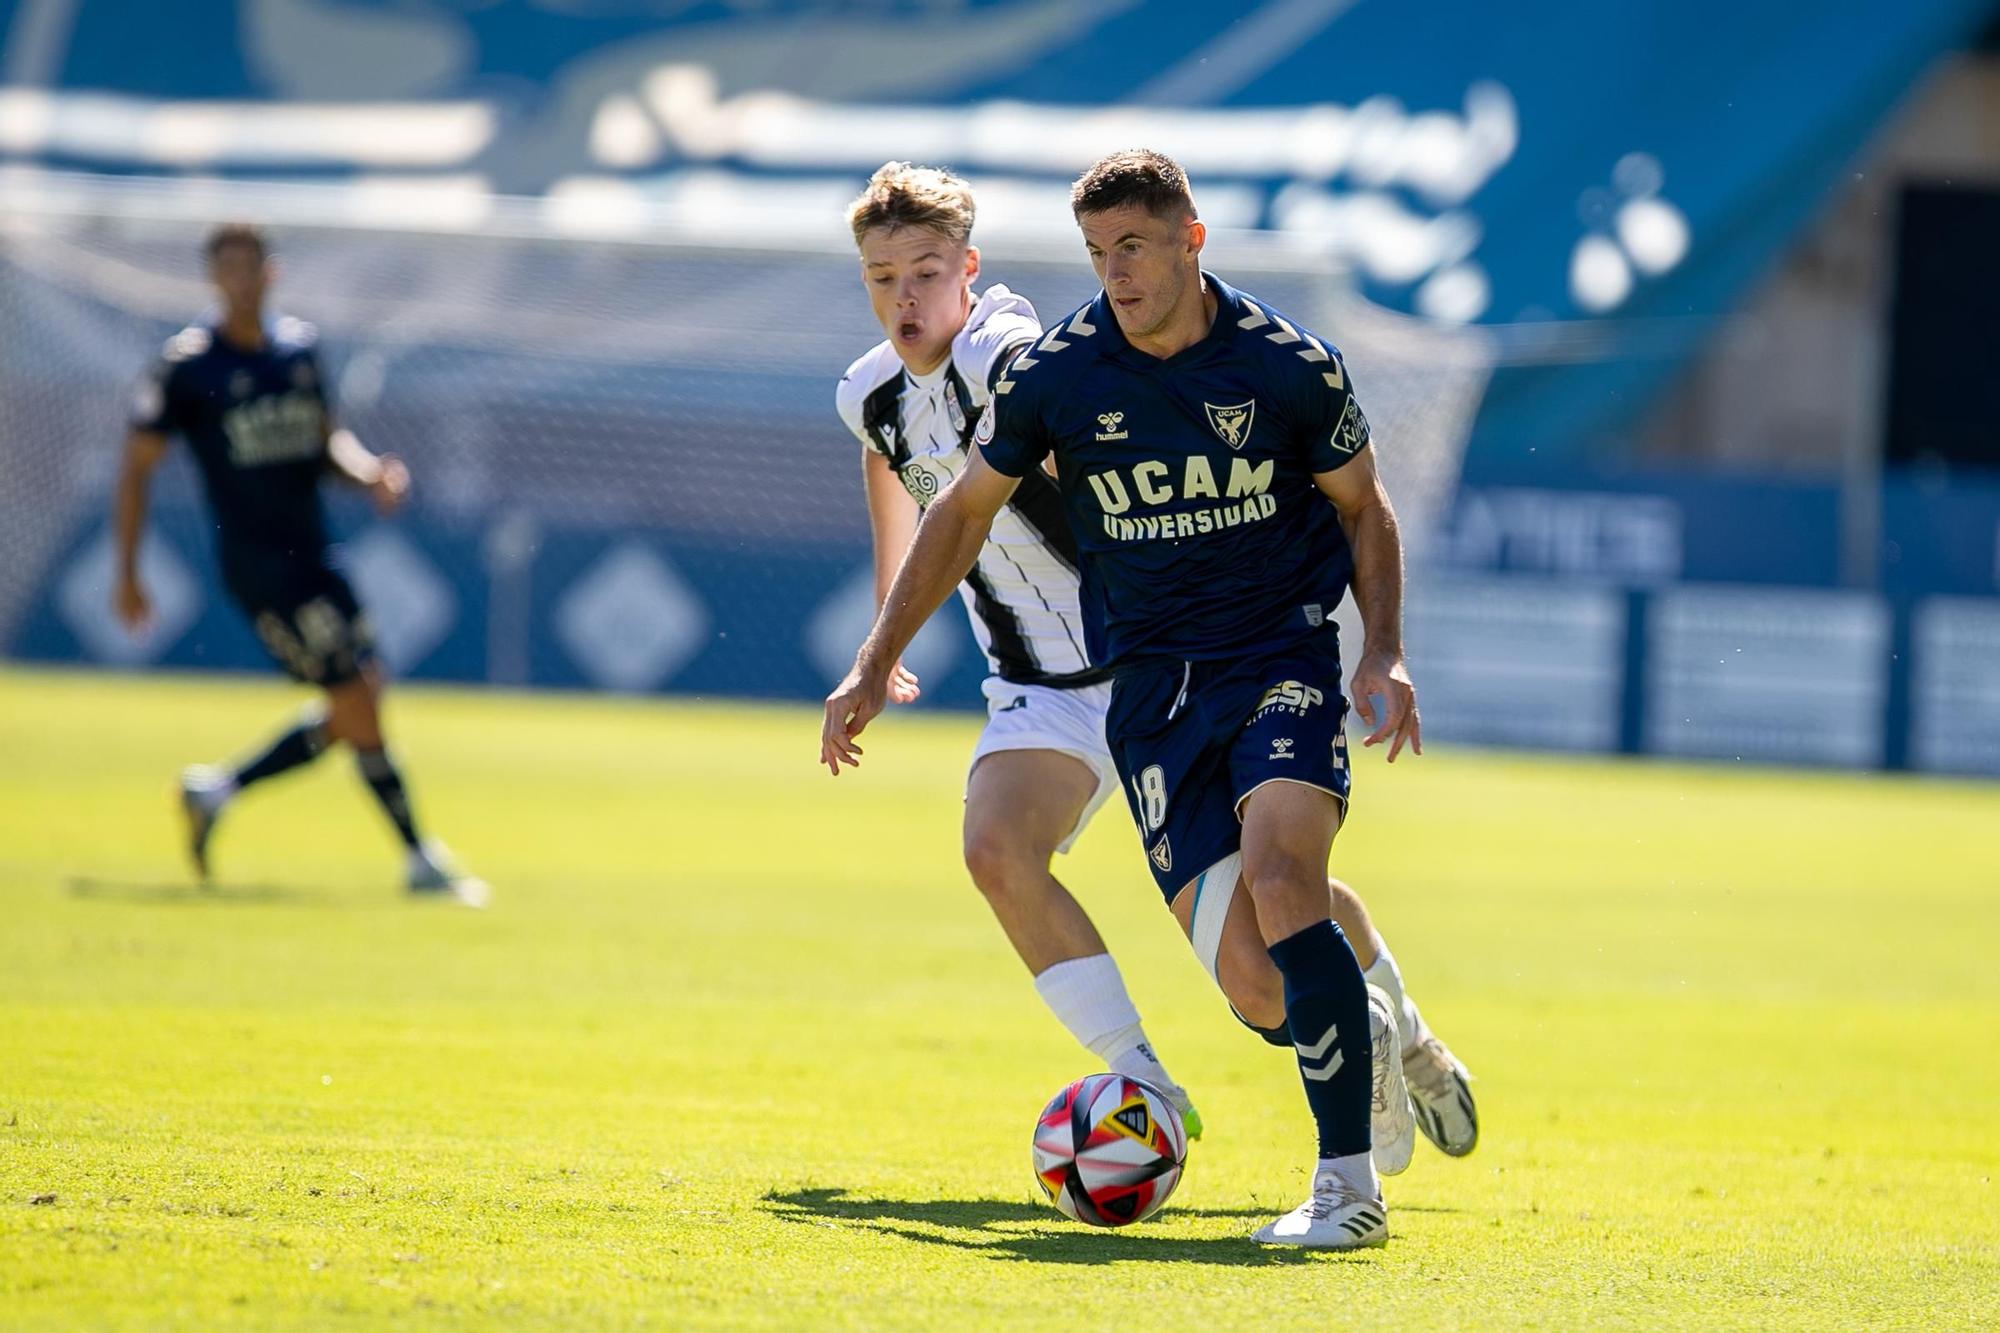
{"left": 837, "top": 285, "right": 1102, "bottom": 688}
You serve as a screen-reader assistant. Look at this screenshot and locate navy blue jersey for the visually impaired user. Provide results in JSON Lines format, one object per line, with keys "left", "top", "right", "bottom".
{"left": 130, "top": 318, "right": 333, "bottom": 566}
{"left": 978, "top": 273, "right": 1371, "bottom": 669}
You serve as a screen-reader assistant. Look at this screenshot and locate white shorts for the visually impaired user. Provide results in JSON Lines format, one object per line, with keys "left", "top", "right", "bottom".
{"left": 965, "top": 677, "right": 1120, "bottom": 855}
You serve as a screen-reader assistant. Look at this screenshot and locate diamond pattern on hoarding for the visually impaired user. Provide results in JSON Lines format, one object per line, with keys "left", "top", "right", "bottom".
{"left": 57, "top": 530, "right": 201, "bottom": 665}
{"left": 555, "top": 542, "right": 709, "bottom": 691}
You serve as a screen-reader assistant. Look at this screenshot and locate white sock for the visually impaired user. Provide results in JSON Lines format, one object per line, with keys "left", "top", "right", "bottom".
{"left": 1362, "top": 943, "right": 1424, "bottom": 1050}
{"left": 190, "top": 774, "right": 237, "bottom": 815}
{"left": 1033, "top": 953, "right": 1182, "bottom": 1095}
{"left": 1317, "top": 1151, "right": 1382, "bottom": 1202}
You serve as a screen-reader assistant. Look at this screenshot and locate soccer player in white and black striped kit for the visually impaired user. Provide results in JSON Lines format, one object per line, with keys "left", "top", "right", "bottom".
{"left": 834, "top": 163, "right": 1203, "bottom": 1135}
{"left": 829, "top": 164, "right": 1478, "bottom": 1174}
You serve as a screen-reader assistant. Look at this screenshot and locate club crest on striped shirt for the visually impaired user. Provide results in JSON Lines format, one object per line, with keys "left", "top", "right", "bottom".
{"left": 1204, "top": 399, "right": 1255, "bottom": 449}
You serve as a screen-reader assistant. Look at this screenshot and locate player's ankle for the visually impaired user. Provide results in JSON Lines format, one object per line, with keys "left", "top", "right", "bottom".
{"left": 1316, "top": 1151, "right": 1381, "bottom": 1201}
{"left": 1104, "top": 1034, "right": 1179, "bottom": 1093}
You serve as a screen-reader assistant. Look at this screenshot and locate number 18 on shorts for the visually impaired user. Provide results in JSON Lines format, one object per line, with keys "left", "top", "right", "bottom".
{"left": 1107, "top": 637, "right": 1353, "bottom": 901}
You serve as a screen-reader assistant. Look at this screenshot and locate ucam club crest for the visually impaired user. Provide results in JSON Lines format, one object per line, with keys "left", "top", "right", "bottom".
{"left": 1204, "top": 400, "right": 1255, "bottom": 449}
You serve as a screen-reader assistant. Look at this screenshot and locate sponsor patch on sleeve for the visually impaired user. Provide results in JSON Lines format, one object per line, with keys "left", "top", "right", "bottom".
{"left": 1333, "top": 397, "right": 1370, "bottom": 455}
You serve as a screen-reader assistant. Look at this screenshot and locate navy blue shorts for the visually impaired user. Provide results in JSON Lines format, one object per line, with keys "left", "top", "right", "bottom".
{"left": 226, "top": 558, "right": 376, "bottom": 687}
{"left": 1105, "top": 632, "right": 1352, "bottom": 902}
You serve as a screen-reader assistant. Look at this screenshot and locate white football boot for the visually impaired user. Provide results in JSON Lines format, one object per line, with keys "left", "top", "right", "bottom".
{"left": 1144, "top": 1077, "right": 1205, "bottom": 1142}
{"left": 1368, "top": 984, "right": 1417, "bottom": 1176}
{"left": 1252, "top": 1170, "right": 1388, "bottom": 1249}
{"left": 1403, "top": 1027, "right": 1479, "bottom": 1157}
{"left": 407, "top": 840, "right": 490, "bottom": 909}
{"left": 177, "top": 766, "right": 233, "bottom": 883}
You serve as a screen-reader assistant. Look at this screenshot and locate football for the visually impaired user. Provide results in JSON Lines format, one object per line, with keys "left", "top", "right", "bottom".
{"left": 1031, "top": 1073, "right": 1188, "bottom": 1227}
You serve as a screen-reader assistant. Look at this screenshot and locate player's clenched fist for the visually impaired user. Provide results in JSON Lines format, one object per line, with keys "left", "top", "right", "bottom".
{"left": 370, "top": 454, "right": 411, "bottom": 516}
{"left": 885, "top": 661, "right": 922, "bottom": 705}
{"left": 821, "top": 658, "right": 889, "bottom": 776}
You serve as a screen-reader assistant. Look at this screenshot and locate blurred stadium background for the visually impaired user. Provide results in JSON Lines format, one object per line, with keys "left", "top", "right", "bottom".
{"left": 5, "top": 5, "right": 2000, "bottom": 1327}
{"left": 4, "top": 0, "right": 1998, "bottom": 774}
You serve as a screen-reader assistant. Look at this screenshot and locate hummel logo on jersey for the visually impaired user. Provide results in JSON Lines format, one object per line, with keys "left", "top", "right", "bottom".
{"left": 1150, "top": 835, "right": 1172, "bottom": 874}
{"left": 1270, "top": 737, "right": 1295, "bottom": 760}
{"left": 1204, "top": 399, "right": 1256, "bottom": 449}
{"left": 1095, "top": 411, "right": 1128, "bottom": 441}
{"left": 1256, "top": 680, "right": 1325, "bottom": 717}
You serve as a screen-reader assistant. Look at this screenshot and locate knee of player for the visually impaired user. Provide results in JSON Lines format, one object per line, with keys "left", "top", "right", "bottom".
{"left": 961, "top": 822, "right": 1048, "bottom": 899}
{"left": 324, "top": 694, "right": 383, "bottom": 748}
{"left": 328, "top": 714, "right": 382, "bottom": 749}
{"left": 1241, "top": 855, "right": 1329, "bottom": 914}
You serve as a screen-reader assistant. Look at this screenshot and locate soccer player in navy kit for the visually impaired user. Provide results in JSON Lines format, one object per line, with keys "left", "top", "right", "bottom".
{"left": 824, "top": 152, "right": 1436, "bottom": 1246}
{"left": 112, "top": 224, "right": 485, "bottom": 906}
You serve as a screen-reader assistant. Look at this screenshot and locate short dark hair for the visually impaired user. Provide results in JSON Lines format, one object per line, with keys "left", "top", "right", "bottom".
{"left": 204, "top": 222, "right": 269, "bottom": 263}
{"left": 1070, "top": 149, "right": 1197, "bottom": 221}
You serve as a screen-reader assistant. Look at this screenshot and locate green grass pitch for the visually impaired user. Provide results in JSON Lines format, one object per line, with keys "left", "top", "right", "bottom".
{"left": 1, "top": 666, "right": 1996, "bottom": 1329}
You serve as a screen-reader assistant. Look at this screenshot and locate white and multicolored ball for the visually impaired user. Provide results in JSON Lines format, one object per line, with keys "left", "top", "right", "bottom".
{"left": 1031, "top": 1073, "right": 1188, "bottom": 1226}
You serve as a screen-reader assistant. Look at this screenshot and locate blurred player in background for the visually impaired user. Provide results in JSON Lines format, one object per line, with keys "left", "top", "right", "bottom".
{"left": 828, "top": 162, "right": 1476, "bottom": 1205}
{"left": 836, "top": 163, "right": 1201, "bottom": 1135}
{"left": 111, "top": 223, "right": 486, "bottom": 907}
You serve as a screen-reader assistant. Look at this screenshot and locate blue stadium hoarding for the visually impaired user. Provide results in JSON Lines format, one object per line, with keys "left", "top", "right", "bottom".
{"left": 12, "top": 479, "right": 2000, "bottom": 777}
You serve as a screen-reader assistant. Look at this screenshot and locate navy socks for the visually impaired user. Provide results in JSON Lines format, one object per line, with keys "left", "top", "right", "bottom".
{"left": 1267, "top": 919, "right": 1373, "bottom": 1159}
{"left": 355, "top": 747, "right": 421, "bottom": 849}
{"left": 232, "top": 715, "right": 330, "bottom": 790}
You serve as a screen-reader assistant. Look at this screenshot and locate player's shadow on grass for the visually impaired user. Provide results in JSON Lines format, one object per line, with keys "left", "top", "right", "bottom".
{"left": 64, "top": 876, "right": 335, "bottom": 906}
{"left": 762, "top": 1187, "right": 1364, "bottom": 1267}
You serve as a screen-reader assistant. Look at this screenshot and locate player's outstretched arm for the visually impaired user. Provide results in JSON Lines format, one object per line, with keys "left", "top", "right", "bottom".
{"left": 111, "top": 430, "right": 169, "bottom": 630}
{"left": 861, "top": 447, "right": 923, "bottom": 706}
{"left": 1316, "top": 450, "right": 1422, "bottom": 762}
{"left": 821, "top": 450, "right": 1019, "bottom": 775}
{"left": 327, "top": 426, "right": 410, "bottom": 516}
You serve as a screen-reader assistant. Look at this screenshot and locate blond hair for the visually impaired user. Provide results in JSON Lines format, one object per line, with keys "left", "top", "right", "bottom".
{"left": 846, "top": 161, "right": 976, "bottom": 248}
